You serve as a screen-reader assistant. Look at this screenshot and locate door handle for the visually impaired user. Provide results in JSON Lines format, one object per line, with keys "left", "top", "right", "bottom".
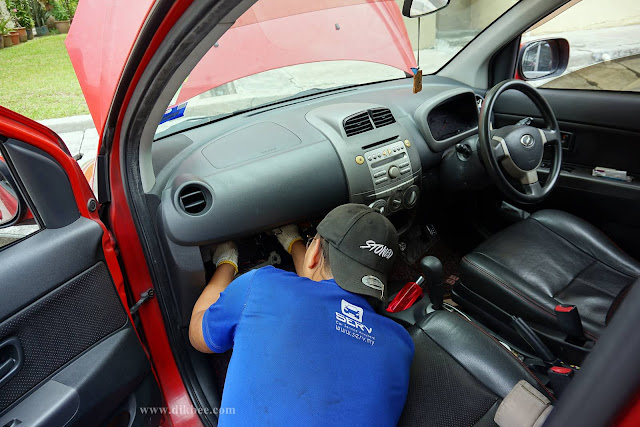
{"left": 0, "top": 337, "right": 23, "bottom": 388}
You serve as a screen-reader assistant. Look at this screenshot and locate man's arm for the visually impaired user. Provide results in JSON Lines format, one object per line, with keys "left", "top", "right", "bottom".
{"left": 189, "top": 263, "right": 236, "bottom": 353}
{"left": 275, "top": 224, "right": 305, "bottom": 275}
{"left": 189, "top": 242, "right": 238, "bottom": 353}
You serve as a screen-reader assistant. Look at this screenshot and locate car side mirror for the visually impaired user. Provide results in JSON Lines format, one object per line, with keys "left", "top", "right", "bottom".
{"left": 518, "top": 38, "right": 570, "bottom": 81}
{"left": 0, "top": 158, "right": 26, "bottom": 228}
{"left": 402, "top": 0, "right": 450, "bottom": 18}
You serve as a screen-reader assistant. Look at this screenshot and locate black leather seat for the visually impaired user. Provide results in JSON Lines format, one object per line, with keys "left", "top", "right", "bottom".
{"left": 457, "top": 210, "right": 640, "bottom": 343}
{"left": 399, "top": 309, "right": 552, "bottom": 426}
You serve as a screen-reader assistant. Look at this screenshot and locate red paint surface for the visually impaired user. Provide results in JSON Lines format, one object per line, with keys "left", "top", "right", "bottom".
{"left": 104, "top": 0, "right": 201, "bottom": 423}
{"left": 65, "top": 0, "right": 156, "bottom": 137}
{"left": 176, "top": 0, "right": 414, "bottom": 104}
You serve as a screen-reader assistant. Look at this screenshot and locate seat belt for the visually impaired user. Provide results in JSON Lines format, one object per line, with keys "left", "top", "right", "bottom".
{"left": 494, "top": 380, "right": 553, "bottom": 427}
{"left": 555, "top": 304, "right": 586, "bottom": 345}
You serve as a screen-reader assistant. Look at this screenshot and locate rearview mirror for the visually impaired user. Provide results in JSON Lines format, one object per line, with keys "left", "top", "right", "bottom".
{"left": 518, "top": 38, "right": 570, "bottom": 81}
{"left": 402, "top": 0, "right": 450, "bottom": 18}
{"left": 0, "top": 158, "right": 24, "bottom": 228}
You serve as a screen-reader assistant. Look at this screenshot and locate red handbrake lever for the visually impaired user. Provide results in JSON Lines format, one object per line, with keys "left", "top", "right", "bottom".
{"left": 386, "top": 277, "right": 424, "bottom": 313}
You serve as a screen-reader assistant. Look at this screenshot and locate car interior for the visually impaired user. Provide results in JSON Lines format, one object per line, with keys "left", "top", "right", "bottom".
{"left": 116, "top": 0, "right": 640, "bottom": 425}
{"left": 1, "top": 0, "right": 639, "bottom": 425}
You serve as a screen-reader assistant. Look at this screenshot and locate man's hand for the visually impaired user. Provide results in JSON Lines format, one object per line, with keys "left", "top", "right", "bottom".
{"left": 273, "top": 224, "right": 303, "bottom": 254}
{"left": 190, "top": 241, "right": 238, "bottom": 353}
{"left": 211, "top": 241, "right": 239, "bottom": 273}
{"left": 274, "top": 224, "right": 307, "bottom": 275}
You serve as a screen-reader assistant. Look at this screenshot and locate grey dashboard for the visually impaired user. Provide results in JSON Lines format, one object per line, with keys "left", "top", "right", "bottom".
{"left": 152, "top": 76, "right": 480, "bottom": 246}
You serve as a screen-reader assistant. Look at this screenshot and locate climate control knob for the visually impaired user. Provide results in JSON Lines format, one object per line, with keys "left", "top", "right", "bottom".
{"left": 403, "top": 185, "right": 420, "bottom": 209}
{"left": 369, "top": 200, "right": 387, "bottom": 216}
{"left": 389, "top": 192, "right": 403, "bottom": 213}
{"left": 388, "top": 166, "right": 400, "bottom": 179}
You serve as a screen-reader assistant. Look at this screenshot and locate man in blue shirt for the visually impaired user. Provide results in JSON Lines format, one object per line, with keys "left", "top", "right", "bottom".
{"left": 189, "top": 204, "right": 414, "bottom": 425}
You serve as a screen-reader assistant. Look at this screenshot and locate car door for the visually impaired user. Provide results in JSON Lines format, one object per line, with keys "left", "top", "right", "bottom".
{"left": 0, "top": 107, "right": 162, "bottom": 426}
{"left": 493, "top": 0, "right": 640, "bottom": 259}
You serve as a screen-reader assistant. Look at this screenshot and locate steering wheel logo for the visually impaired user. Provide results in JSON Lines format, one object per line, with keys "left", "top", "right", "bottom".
{"left": 520, "top": 134, "right": 535, "bottom": 149}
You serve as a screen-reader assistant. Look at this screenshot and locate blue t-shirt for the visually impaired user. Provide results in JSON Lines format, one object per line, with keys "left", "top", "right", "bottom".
{"left": 202, "top": 266, "right": 414, "bottom": 426}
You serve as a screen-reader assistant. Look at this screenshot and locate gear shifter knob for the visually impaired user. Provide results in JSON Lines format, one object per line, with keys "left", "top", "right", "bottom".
{"left": 420, "top": 256, "right": 444, "bottom": 310}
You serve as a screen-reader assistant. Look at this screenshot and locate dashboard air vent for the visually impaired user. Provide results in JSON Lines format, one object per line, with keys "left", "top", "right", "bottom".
{"left": 343, "top": 112, "right": 374, "bottom": 137}
{"left": 370, "top": 108, "right": 396, "bottom": 128}
{"left": 178, "top": 185, "right": 208, "bottom": 215}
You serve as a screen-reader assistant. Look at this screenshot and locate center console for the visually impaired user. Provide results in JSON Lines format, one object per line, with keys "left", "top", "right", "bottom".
{"left": 306, "top": 103, "right": 422, "bottom": 216}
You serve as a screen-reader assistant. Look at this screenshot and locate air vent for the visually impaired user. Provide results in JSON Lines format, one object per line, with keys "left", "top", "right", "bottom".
{"left": 343, "top": 112, "right": 374, "bottom": 137}
{"left": 178, "top": 185, "right": 208, "bottom": 215}
{"left": 370, "top": 108, "right": 395, "bottom": 128}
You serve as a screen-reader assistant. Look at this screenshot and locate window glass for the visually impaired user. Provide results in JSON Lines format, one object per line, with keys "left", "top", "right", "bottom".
{"left": 522, "top": 0, "right": 640, "bottom": 91}
{"left": 155, "top": 0, "right": 520, "bottom": 139}
{"left": 0, "top": 155, "right": 40, "bottom": 249}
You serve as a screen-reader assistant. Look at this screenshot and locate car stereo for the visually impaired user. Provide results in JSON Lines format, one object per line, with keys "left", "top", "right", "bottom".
{"left": 363, "top": 140, "right": 419, "bottom": 215}
{"left": 306, "top": 102, "right": 422, "bottom": 216}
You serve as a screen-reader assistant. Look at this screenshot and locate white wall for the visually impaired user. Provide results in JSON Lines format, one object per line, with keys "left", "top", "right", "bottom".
{"left": 530, "top": 0, "right": 640, "bottom": 35}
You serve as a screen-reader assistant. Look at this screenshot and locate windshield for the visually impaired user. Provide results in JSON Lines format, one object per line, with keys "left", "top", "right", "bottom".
{"left": 155, "top": 0, "right": 519, "bottom": 138}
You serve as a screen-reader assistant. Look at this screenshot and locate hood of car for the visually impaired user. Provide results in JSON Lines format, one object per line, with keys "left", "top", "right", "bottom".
{"left": 65, "top": 0, "right": 415, "bottom": 138}
{"left": 65, "top": 0, "right": 156, "bottom": 138}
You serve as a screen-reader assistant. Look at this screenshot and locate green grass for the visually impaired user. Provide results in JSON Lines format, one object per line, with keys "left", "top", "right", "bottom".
{"left": 0, "top": 34, "right": 89, "bottom": 120}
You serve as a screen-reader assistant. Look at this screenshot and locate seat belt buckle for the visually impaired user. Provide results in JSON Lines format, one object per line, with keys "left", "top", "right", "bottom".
{"left": 547, "top": 365, "right": 575, "bottom": 398}
{"left": 555, "top": 304, "right": 584, "bottom": 341}
{"left": 386, "top": 277, "right": 424, "bottom": 313}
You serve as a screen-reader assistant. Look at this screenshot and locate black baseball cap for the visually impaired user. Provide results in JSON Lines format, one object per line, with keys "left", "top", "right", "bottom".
{"left": 317, "top": 204, "right": 399, "bottom": 302}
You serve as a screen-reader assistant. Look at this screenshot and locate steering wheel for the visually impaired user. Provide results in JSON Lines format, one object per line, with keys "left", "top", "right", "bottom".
{"left": 478, "top": 79, "right": 562, "bottom": 204}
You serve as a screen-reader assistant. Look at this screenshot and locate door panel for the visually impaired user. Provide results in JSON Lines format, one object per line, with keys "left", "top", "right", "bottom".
{"left": 0, "top": 219, "right": 102, "bottom": 319}
{"left": 0, "top": 132, "right": 162, "bottom": 425}
{"left": 494, "top": 89, "right": 640, "bottom": 258}
{"left": 0, "top": 262, "right": 126, "bottom": 412}
{"left": 494, "top": 89, "right": 640, "bottom": 173}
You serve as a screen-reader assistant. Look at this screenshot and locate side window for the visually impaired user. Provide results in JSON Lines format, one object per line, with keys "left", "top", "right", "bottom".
{"left": 522, "top": 0, "right": 640, "bottom": 92}
{"left": 0, "top": 152, "right": 40, "bottom": 249}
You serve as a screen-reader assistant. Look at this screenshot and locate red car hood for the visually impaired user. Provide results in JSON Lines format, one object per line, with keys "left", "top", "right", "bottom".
{"left": 66, "top": 0, "right": 415, "bottom": 138}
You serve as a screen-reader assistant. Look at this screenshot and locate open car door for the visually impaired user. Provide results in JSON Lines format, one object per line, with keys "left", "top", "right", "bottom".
{"left": 0, "top": 107, "right": 163, "bottom": 426}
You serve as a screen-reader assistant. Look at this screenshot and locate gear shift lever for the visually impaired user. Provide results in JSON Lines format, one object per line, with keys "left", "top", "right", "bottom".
{"left": 420, "top": 256, "right": 444, "bottom": 310}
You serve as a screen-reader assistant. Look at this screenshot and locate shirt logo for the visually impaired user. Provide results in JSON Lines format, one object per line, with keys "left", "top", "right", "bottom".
{"left": 341, "top": 300, "right": 364, "bottom": 322}
{"left": 335, "top": 299, "right": 375, "bottom": 346}
{"left": 359, "top": 240, "right": 393, "bottom": 259}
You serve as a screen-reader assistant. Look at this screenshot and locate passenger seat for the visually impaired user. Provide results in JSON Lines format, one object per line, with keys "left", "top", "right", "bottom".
{"left": 399, "top": 310, "right": 553, "bottom": 426}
